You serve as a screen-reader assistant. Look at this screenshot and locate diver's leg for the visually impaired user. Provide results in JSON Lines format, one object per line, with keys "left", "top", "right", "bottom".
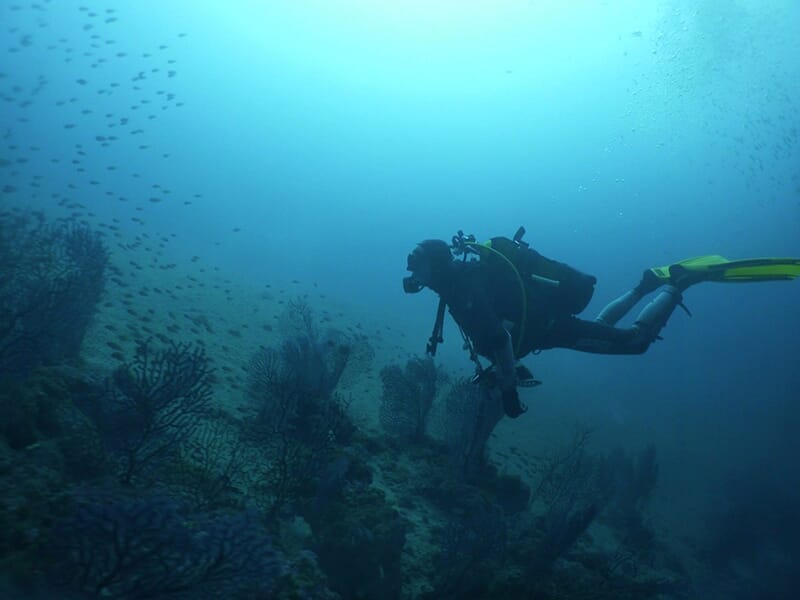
{"left": 629, "top": 285, "right": 684, "bottom": 350}
{"left": 595, "top": 269, "right": 662, "bottom": 325}
{"left": 595, "top": 269, "right": 662, "bottom": 326}
{"left": 544, "top": 285, "right": 684, "bottom": 354}
{"left": 595, "top": 289, "right": 643, "bottom": 326}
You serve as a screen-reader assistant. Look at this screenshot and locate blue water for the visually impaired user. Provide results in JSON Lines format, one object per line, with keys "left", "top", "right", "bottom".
{"left": 2, "top": 1, "right": 800, "bottom": 597}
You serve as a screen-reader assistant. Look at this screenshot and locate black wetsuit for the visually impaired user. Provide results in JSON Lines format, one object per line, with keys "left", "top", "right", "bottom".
{"left": 438, "top": 258, "right": 672, "bottom": 362}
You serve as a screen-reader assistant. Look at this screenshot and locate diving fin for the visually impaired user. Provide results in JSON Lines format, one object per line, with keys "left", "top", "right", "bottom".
{"left": 650, "top": 255, "right": 800, "bottom": 285}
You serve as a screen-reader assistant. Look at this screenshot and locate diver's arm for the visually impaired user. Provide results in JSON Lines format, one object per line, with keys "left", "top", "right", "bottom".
{"left": 491, "top": 328, "right": 526, "bottom": 418}
{"left": 492, "top": 329, "right": 517, "bottom": 392}
{"left": 456, "top": 282, "right": 526, "bottom": 417}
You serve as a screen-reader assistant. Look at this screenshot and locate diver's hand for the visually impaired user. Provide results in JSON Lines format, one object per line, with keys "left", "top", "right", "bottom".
{"left": 502, "top": 387, "right": 527, "bottom": 418}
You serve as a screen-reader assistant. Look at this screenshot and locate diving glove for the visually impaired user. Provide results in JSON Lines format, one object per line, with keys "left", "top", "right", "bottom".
{"left": 502, "top": 387, "right": 527, "bottom": 419}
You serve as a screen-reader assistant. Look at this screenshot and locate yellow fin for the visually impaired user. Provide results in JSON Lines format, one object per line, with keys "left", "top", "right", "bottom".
{"left": 651, "top": 256, "right": 800, "bottom": 283}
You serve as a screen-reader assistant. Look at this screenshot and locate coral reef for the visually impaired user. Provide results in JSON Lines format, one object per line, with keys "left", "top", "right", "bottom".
{"left": 49, "top": 492, "right": 282, "bottom": 599}
{"left": 427, "top": 493, "right": 507, "bottom": 599}
{"left": 434, "top": 376, "right": 504, "bottom": 482}
{"left": 163, "top": 416, "right": 249, "bottom": 511}
{"left": 311, "top": 485, "right": 408, "bottom": 600}
{"left": 599, "top": 444, "right": 660, "bottom": 559}
{"left": 77, "top": 339, "right": 214, "bottom": 485}
{"left": 0, "top": 240, "right": 696, "bottom": 600}
{"left": 379, "top": 356, "right": 438, "bottom": 441}
{"left": 245, "top": 318, "right": 354, "bottom": 520}
{"left": 0, "top": 209, "right": 108, "bottom": 380}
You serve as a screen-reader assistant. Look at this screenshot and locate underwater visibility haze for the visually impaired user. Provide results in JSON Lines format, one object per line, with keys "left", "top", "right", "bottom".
{"left": 1, "top": 1, "right": 799, "bottom": 598}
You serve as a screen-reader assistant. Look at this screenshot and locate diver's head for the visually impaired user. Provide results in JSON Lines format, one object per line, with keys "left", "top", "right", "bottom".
{"left": 403, "top": 239, "right": 454, "bottom": 293}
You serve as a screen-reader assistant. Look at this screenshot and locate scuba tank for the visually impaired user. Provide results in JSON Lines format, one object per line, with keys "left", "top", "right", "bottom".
{"left": 480, "top": 227, "right": 597, "bottom": 316}
{"left": 452, "top": 227, "right": 596, "bottom": 316}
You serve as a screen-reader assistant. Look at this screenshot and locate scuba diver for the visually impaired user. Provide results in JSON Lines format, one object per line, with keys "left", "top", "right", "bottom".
{"left": 403, "top": 228, "right": 800, "bottom": 419}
